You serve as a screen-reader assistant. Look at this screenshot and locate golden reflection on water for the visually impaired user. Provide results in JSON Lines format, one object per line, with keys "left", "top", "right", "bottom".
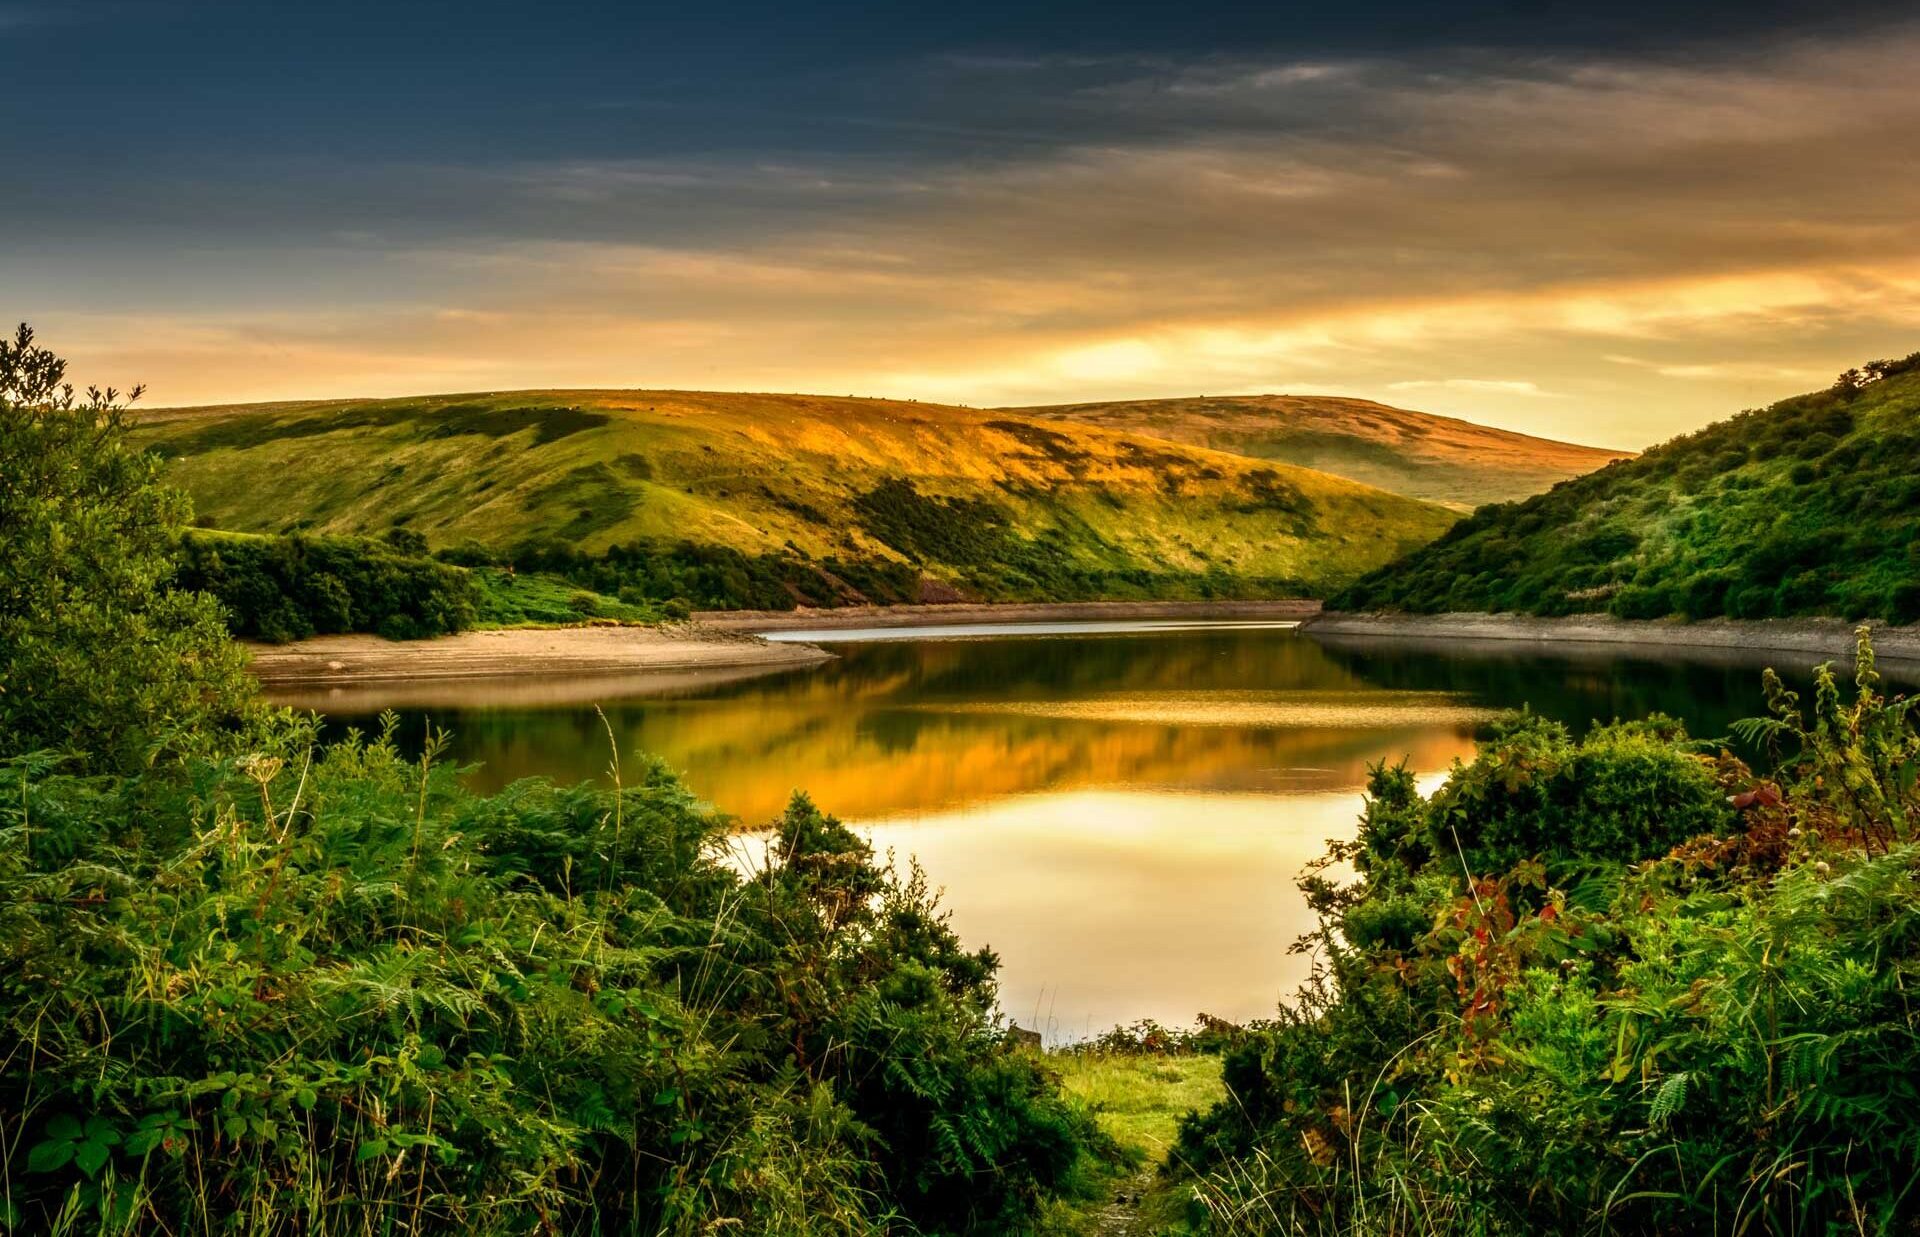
{"left": 282, "top": 627, "right": 1497, "bottom": 1033}
{"left": 727, "top": 781, "right": 1449, "bottom": 1034}
{"left": 275, "top": 624, "right": 1908, "bottom": 1035}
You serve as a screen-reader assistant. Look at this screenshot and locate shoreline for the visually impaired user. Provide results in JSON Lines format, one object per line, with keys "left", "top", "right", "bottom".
{"left": 244, "top": 623, "right": 834, "bottom": 688}
{"left": 1303, "top": 612, "right": 1920, "bottom": 665}
{"left": 694, "top": 598, "right": 1324, "bottom": 632}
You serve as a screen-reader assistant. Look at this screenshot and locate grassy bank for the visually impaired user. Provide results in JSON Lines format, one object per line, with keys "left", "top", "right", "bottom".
{"left": 1333, "top": 354, "right": 1920, "bottom": 623}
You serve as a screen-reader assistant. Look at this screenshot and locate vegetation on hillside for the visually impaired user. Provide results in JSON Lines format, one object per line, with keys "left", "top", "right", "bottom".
{"left": 1172, "top": 632, "right": 1920, "bottom": 1233}
{"left": 1005, "top": 395, "right": 1629, "bottom": 511}
{"left": 178, "top": 530, "right": 479, "bottom": 642}
{"left": 0, "top": 327, "right": 1116, "bottom": 1235}
{"left": 133, "top": 389, "right": 1456, "bottom": 606}
{"left": 1332, "top": 356, "right": 1920, "bottom": 623}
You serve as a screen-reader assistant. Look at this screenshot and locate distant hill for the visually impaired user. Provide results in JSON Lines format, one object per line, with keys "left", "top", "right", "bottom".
{"left": 134, "top": 389, "right": 1456, "bottom": 606}
{"left": 1002, "top": 395, "right": 1630, "bottom": 510}
{"left": 1330, "top": 354, "right": 1920, "bottom": 624}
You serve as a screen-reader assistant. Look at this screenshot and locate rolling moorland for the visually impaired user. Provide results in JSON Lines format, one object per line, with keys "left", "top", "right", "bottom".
{"left": 1332, "top": 354, "right": 1920, "bottom": 624}
{"left": 132, "top": 391, "right": 1456, "bottom": 612}
{"left": 1005, "top": 395, "right": 1630, "bottom": 511}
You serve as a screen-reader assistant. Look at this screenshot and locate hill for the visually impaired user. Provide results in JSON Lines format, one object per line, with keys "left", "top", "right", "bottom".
{"left": 1002, "top": 394, "right": 1630, "bottom": 509}
{"left": 132, "top": 389, "right": 1456, "bottom": 607}
{"left": 1330, "top": 354, "right": 1920, "bottom": 623}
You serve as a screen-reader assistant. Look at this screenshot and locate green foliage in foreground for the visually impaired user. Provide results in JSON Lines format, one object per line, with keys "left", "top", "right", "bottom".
{"left": 0, "top": 729, "right": 1114, "bottom": 1234}
{"left": 1, "top": 325, "right": 257, "bottom": 772}
{"left": 1174, "top": 632, "right": 1920, "bottom": 1234}
{"left": 1332, "top": 354, "right": 1920, "bottom": 623}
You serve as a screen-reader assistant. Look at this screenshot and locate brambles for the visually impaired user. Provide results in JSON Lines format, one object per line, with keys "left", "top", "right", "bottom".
{"left": 1174, "top": 630, "right": 1920, "bottom": 1234}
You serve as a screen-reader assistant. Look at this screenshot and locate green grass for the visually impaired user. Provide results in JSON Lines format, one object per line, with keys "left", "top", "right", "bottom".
{"left": 1332, "top": 354, "right": 1920, "bottom": 622}
{"left": 1056, "top": 1053, "right": 1225, "bottom": 1163}
{"left": 1037, "top": 1053, "right": 1227, "bottom": 1234}
{"left": 133, "top": 389, "right": 1457, "bottom": 603}
{"left": 467, "top": 568, "right": 659, "bottom": 627}
{"left": 1004, "top": 395, "right": 1629, "bottom": 511}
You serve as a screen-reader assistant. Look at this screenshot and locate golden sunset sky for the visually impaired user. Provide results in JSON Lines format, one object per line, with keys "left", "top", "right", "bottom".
{"left": 6, "top": 2, "right": 1918, "bottom": 448}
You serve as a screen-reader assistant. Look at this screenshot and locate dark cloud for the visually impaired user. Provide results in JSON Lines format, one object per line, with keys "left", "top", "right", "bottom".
{"left": 5, "top": 5, "right": 1919, "bottom": 442}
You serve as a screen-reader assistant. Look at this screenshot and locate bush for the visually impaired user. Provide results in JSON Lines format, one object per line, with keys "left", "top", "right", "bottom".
{"left": 178, "top": 531, "right": 476, "bottom": 642}
{"left": 1, "top": 324, "right": 257, "bottom": 771}
{"left": 1176, "top": 633, "right": 1920, "bottom": 1234}
{"left": 0, "top": 738, "right": 1111, "bottom": 1234}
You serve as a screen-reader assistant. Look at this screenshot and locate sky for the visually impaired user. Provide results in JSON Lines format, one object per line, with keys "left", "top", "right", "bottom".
{"left": 4, "top": 0, "right": 1919, "bottom": 448}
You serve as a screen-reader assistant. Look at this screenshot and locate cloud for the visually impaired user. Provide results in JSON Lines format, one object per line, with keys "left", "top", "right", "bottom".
{"left": 1387, "top": 380, "right": 1565, "bottom": 399}
{"left": 15, "top": 18, "right": 1920, "bottom": 446}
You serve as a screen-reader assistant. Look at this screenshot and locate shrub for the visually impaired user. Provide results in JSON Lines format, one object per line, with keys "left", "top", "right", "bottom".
{"left": 0, "top": 738, "right": 1111, "bottom": 1234}
{"left": 0, "top": 324, "right": 257, "bottom": 771}
{"left": 178, "top": 531, "right": 477, "bottom": 642}
{"left": 1176, "top": 633, "right": 1920, "bottom": 1235}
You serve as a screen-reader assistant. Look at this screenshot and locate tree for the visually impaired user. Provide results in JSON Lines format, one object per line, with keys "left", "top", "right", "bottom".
{"left": 1, "top": 323, "right": 257, "bottom": 770}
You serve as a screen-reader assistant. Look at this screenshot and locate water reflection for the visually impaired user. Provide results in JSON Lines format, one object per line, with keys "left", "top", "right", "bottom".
{"left": 274, "top": 623, "right": 1917, "bottom": 1036}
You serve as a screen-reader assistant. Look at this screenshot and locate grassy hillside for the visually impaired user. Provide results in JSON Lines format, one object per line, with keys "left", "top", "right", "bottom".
{"left": 1004, "top": 394, "right": 1630, "bottom": 510}
{"left": 1331, "top": 354, "right": 1920, "bottom": 623}
{"left": 133, "top": 389, "right": 1455, "bottom": 604}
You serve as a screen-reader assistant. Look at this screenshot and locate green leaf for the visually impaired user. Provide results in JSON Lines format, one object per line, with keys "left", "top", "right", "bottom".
{"left": 44, "top": 1115, "right": 82, "bottom": 1142}
{"left": 74, "top": 1141, "right": 112, "bottom": 1179}
{"left": 356, "top": 1140, "right": 388, "bottom": 1162}
{"left": 222, "top": 1116, "right": 247, "bottom": 1142}
{"left": 26, "top": 1140, "right": 75, "bottom": 1174}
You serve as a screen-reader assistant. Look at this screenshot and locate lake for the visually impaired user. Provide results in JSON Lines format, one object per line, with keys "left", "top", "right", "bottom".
{"left": 268, "top": 621, "right": 1915, "bottom": 1041}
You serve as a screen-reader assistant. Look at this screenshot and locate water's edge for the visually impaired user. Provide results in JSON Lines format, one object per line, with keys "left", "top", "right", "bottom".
{"left": 1305, "top": 611, "right": 1920, "bottom": 663}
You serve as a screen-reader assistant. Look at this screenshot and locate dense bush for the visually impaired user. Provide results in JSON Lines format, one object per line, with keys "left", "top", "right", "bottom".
{"left": 1175, "top": 632, "right": 1920, "bottom": 1234}
{"left": 1332, "top": 354, "right": 1920, "bottom": 624}
{"left": 178, "top": 531, "right": 477, "bottom": 642}
{"left": 0, "top": 731, "right": 1113, "bottom": 1235}
{"left": 1, "top": 324, "right": 257, "bottom": 771}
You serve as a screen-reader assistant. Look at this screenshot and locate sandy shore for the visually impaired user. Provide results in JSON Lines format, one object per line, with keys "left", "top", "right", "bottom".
{"left": 694, "top": 599, "right": 1323, "bottom": 632}
{"left": 245, "top": 623, "right": 833, "bottom": 688}
{"left": 1304, "top": 612, "right": 1920, "bottom": 665}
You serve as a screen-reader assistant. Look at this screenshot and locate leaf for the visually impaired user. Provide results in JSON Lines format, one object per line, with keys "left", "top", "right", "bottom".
{"left": 73, "top": 1140, "right": 112, "bottom": 1179}
{"left": 26, "top": 1140, "right": 75, "bottom": 1173}
{"left": 1649, "top": 1072, "right": 1690, "bottom": 1125}
{"left": 356, "top": 1140, "right": 388, "bottom": 1162}
{"left": 223, "top": 1116, "right": 247, "bottom": 1142}
{"left": 44, "top": 1115, "right": 82, "bottom": 1141}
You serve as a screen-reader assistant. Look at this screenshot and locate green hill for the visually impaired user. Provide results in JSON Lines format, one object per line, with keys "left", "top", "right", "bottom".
{"left": 133, "top": 389, "right": 1456, "bottom": 606}
{"left": 1001, "top": 394, "right": 1630, "bottom": 510}
{"left": 1330, "top": 354, "right": 1920, "bottom": 623}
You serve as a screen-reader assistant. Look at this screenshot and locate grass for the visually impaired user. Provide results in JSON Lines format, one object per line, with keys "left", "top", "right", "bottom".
{"left": 1054, "top": 1054, "right": 1226, "bottom": 1162}
{"left": 1039, "top": 1052, "right": 1227, "bottom": 1234}
{"left": 467, "top": 567, "right": 659, "bottom": 627}
{"left": 132, "top": 389, "right": 1457, "bottom": 601}
{"left": 1003, "top": 395, "right": 1630, "bottom": 511}
{"left": 1333, "top": 354, "right": 1920, "bottom": 622}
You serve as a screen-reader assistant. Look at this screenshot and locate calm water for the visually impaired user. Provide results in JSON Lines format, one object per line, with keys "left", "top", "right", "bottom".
{"left": 269, "top": 623, "right": 1916, "bottom": 1039}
